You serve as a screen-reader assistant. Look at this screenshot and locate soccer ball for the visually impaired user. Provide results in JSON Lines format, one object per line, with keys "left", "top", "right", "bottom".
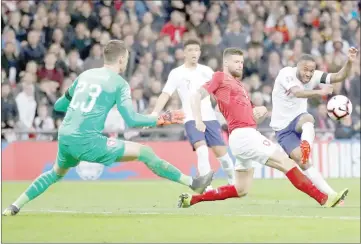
{"left": 326, "top": 95, "right": 353, "bottom": 121}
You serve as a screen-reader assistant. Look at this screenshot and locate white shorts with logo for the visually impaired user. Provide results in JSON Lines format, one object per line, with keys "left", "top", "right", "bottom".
{"left": 229, "top": 128, "right": 278, "bottom": 170}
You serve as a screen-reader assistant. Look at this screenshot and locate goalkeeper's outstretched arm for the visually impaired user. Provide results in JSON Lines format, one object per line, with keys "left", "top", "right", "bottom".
{"left": 116, "top": 98, "right": 158, "bottom": 128}
{"left": 116, "top": 83, "right": 184, "bottom": 128}
{"left": 54, "top": 79, "right": 78, "bottom": 112}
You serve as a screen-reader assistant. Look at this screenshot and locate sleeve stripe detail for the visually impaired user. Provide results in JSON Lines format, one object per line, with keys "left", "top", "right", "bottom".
{"left": 65, "top": 89, "right": 72, "bottom": 101}
{"left": 320, "top": 72, "right": 328, "bottom": 84}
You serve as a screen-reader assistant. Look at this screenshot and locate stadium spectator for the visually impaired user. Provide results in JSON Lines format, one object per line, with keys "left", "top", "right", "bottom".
{"left": 160, "top": 10, "right": 186, "bottom": 45}
{"left": 83, "top": 44, "right": 104, "bottom": 71}
{"left": 0, "top": 0, "right": 359, "bottom": 142}
{"left": 1, "top": 83, "right": 18, "bottom": 130}
{"left": 34, "top": 104, "right": 55, "bottom": 140}
{"left": 1, "top": 41, "right": 19, "bottom": 84}
{"left": 37, "top": 52, "right": 64, "bottom": 85}
{"left": 15, "top": 82, "right": 37, "bottom": 139}
{"left": 221, "top": 18, "right": 248, "bottom": 51}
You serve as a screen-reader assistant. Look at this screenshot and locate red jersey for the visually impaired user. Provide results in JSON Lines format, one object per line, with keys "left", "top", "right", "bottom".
{"left": 203, "top": 71, "right": 256, "bottom": 133}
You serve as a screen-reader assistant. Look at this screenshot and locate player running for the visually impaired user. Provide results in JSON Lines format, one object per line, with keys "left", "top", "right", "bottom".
{"left": 3, "top": 40, "right": 214, "bottom": 216}
{"left": 270, "top": 47, "right": 358, "bottom": 201}
{"left": 152, "top": 39, "right": 235, "bottom": 188}
{"left": 178, "top": 48, "right": 348, "bottom": 208}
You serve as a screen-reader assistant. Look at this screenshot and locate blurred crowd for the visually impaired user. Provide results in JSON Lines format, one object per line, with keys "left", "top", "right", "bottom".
{"left": 1, "top": 0, "right": 360, "bottom": 142}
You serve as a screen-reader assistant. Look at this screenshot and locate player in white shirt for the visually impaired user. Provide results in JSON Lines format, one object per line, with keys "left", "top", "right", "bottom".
{"left": 271, "top": 47, "right": 358, "bottom": 201}
{"left": 152, "top": 39, "right": 235, "bottom": 188}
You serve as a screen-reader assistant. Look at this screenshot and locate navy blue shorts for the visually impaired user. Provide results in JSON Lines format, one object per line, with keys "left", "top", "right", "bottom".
{"left": 275, "top": 113, "right": 307, "bottom": 156}
{"left": 185, "top": 120, "right": 225, "bottom": 150}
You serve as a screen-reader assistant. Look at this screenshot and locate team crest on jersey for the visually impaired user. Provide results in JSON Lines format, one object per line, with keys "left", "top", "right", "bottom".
{"left": 107, "top": 137, "right": 117, "bottom": 147}
{"left": 76, "top": 161, "right": 104, "bottom": 180}
{"left": 263, "top": 140, "right": 271, "bottom": 146}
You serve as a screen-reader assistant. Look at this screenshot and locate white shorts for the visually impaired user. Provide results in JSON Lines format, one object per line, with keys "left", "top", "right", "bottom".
{"left": 229, "top": 128, "right": 277, "bottom": 170}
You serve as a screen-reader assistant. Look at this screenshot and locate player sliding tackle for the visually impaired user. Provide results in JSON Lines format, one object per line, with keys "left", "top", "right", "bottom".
{"left": 178, "top": 48, "right": 348, "bottom": 208}
{"left": 270, "top": 47, "right": 358, "bottom": 202}
{"left": 3, "top": 40, "right": 214, "bottom": 216}
{"left": 151, "top": 39, "right": 235, "bottom": 189}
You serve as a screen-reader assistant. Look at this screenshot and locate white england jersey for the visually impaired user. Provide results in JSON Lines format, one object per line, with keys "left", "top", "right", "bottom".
{"left": 162, "top": 64, "right": 217, "bottom": 123}
{"left": 270, "top": 66, "right": 331, "bottom": 131}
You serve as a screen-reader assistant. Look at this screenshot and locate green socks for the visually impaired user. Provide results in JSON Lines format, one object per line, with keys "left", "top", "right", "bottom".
{"left": 138, "top": 146, "right": 192, "bottom": 186}
{"left": 13, "top": 169, "right": 63, "bottom": 209}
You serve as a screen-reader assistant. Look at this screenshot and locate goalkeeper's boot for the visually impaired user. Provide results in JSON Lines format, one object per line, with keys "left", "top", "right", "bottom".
{"left": 324, "top": 188, "right": 349, "bottom": 208}
{"left": 178, "top": 193, "right": 192, "bottom": 208}
{"left": 2, "top": 205, "right": 20, "bottom": 216}
{"left": 189, "top": 171, "right": 214, "bottom": 194}
{"left": 300, "top": 140, "right": 311, "bottom": 164}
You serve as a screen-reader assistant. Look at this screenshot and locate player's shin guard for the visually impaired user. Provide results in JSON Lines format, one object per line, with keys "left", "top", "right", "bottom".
{"left": 301, "top": 122, "right": 315, "bottom": 146}
{"left": 190, "top": 185, "right": 239, "bottom": 205}
{"left": 138, "top": 146, "right": 192, "bottom": 186}
{"left": 13, "top": 169, "right": 63, "bottom": 209}
{"left": 196, "top": 145, "right": 211, "bottom": 176}
{"left": 286, "top": 167, "right": 328, "bottom": 205}
{"left": 217, "top": 153, "right": 235, "bottom": 185}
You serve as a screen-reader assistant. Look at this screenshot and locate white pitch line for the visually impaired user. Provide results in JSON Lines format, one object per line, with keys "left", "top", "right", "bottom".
{"left": 22, "top": 209, "right": 360, "bottom": 221}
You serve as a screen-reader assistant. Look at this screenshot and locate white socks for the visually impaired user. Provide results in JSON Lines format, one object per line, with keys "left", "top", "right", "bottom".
{"left": 304, "top": 166, "right": 336, "bottom": 195}
{"left": 301, "top": 122, "right": 315, "bottom": 146}
{"left": 196, "top": 145, "right": 211, "bottom": 176}
{"left": 301, "top": 122, "right": 335, "bottom": 195}
{"left": 195, "top": 145, "right": 235, "bottom": 185}
{"left": 217, "top": 153, "right": 235, "bottom": 185}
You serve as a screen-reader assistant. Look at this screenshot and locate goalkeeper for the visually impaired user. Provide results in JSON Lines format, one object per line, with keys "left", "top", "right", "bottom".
{"left": 3, "top": 40, "right": 214, "bottom": 216}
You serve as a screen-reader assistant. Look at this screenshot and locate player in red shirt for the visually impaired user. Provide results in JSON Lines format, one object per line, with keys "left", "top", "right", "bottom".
{"left": 177, "top": 48, "right": 347, "bottom": 208}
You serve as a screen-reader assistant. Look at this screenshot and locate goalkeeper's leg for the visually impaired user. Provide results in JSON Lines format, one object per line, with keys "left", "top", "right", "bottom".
{"left": 3, "top": 145, "right": 78, "bottom": 216}
{"left": 118, "top": 141, "right": 214, "bottom": 193}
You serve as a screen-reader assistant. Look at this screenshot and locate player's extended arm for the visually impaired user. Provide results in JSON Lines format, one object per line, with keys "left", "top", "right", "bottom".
{"left": 329, "top": 47, "right": 358, "bottom": 84}
{"left": 191, "top": 87, "right": 209, "bottom": 122}
{"left": 117, "top": 99, "right": 158, "bottom": 127}
{"left": 151, "top": 92, "right": 170, "bottom": 116}
{"left": 53, "top": 79, "right": 78, "bottom": 112}
{"left": 289, "top": 85, "right": 332, "bottom": 98}
{"left": 117, "top": 99, "right": 184, "bottom": 127}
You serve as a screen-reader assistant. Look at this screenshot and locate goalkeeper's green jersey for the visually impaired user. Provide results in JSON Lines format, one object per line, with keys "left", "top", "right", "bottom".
{"left": 57, "top": 67, "right": 157, "bottom": 144}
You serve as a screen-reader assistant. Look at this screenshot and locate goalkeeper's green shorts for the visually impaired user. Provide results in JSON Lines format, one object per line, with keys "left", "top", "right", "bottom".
{"left": 56, "top": 135, "right": 126, "bottom": 169}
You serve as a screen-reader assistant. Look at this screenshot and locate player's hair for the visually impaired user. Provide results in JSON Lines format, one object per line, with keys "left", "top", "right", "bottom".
{"left": 183, "top": 39, "right": 201, "bottom": 49}
{"left": 103, "top": 40, "right": 128, "bottom": 64}
{"left": 223, "top": 48, "right": 244, "bottom": 58}
{"left": 297, "top": 54, "right": 316, "bottom": 63}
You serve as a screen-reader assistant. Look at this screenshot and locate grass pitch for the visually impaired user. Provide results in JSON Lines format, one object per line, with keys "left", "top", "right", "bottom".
{"left": 2, "top": 179, "right": 360, "bottom": 243}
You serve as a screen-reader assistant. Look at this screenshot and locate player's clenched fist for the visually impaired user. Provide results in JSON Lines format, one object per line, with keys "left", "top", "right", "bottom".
{"left": 195, "top": 120, "right": 206, "bottom": 132}
{"left": 348, "top": 47, "right": 358, "bottom": 62}
{"left": 157, "top": 110, "right": 185, "bottom": 126}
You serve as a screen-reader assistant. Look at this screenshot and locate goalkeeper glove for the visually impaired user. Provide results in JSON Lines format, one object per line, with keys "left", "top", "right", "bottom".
{"left": 157, "top": 110, "right": 185, "bottom": 126}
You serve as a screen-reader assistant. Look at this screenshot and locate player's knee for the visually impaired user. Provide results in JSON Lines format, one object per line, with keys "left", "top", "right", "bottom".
{"left": 194, "top": 140, "right": 207, "bottom": 150}
{"left": 299, "top": 114, "right": 315, "bottom": 125}
{"left": 53, "top": 163, "right": 69, "bottom": 177}
{"left": 139, "top": 145, "right": 156, "bottom": 162}
{"left": 211, "top": 146, "right": 227, "bottom": 157}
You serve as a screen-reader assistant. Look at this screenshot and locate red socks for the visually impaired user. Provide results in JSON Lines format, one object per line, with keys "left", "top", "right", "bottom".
{"left": 190, "top": 185, "right": 239, "bottom": 205}
{"left": 189, "top": 167, "right": 328, "bottom": 206}
{"left": 286, "top": 167, "right": 328, "bottom": 205}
